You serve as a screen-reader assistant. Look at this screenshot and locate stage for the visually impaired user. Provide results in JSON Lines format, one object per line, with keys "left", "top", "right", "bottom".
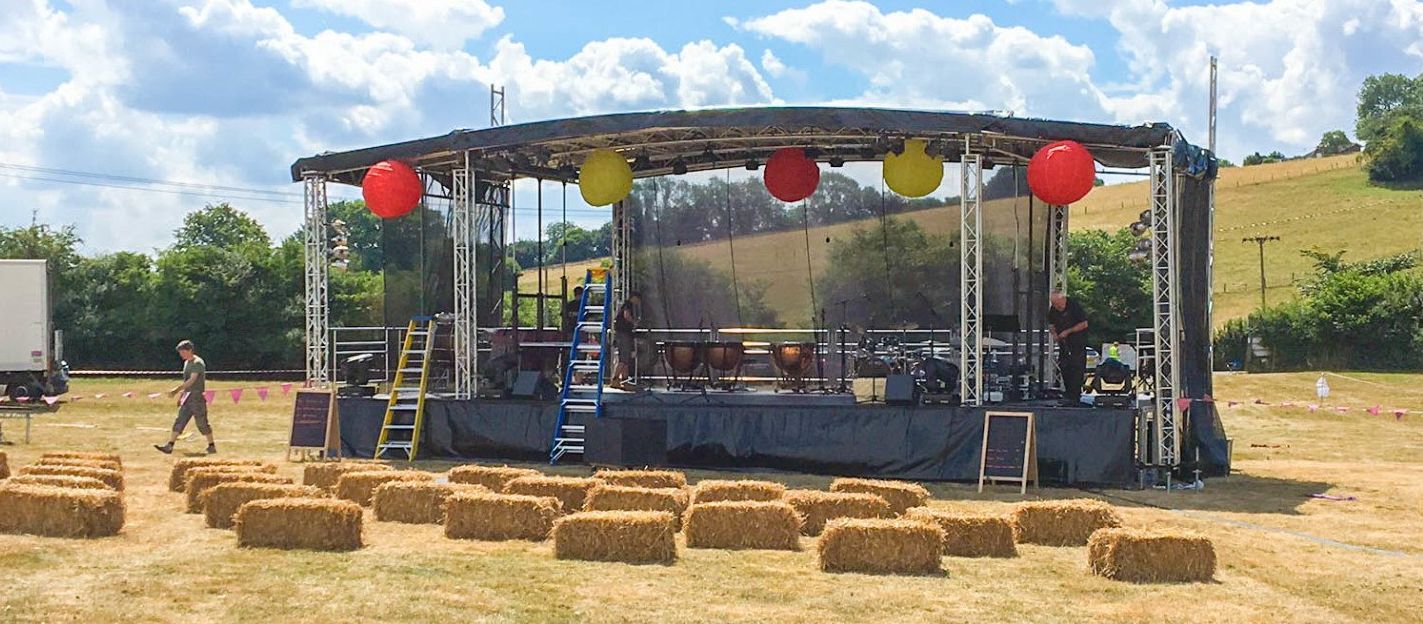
{"left": 337, "top": 393, "right": 1138, "bottom": 487}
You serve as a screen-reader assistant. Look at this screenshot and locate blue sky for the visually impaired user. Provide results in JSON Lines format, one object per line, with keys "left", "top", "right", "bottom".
{"left": 2, "top": 0, "right": 1421, "bottom": 252}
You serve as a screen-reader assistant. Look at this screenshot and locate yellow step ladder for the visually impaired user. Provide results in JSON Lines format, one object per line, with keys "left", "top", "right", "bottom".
{"left": 375, "top": 317, "right": 435, "bottom": 460}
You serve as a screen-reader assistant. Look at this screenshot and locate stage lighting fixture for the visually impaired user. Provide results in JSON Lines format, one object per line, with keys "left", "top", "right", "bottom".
{"left": 1139, "top": 209, "right": 1152, "bottom": 223}
{"left": 1135, "top": 239, "right": 1152, "bottom": 252}
{"left": 829, "top": 156, "right": 845, "bottom": 168}
{"left": 803, "top": 147, "right": 822, "bottom": 160}
{"left": 745, "top": 159, "right": 760, "bottom": 170}
{"left": 632, "top": 152, "right": 652, "bottom": 170}
{"left": 671, "top": 158, "right": 688, "bottom": 175}
{"left": 1130, "top": 221, "right": 1149, "bottom": 236}
{"left": 701, "top": 144, "right": 716, "bottom": 162}
{"left": 1127, "top": 249, "right": 1148, "bottom": 262}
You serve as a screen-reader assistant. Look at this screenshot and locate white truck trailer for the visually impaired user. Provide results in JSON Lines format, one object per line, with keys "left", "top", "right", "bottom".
{"left": 0, "top": 259, "right": 69, "bottom": 400}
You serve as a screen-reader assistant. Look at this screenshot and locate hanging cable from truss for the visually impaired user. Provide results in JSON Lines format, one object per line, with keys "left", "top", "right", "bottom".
{"left": 725, "top": 168, "right": 744, "bottom": 326}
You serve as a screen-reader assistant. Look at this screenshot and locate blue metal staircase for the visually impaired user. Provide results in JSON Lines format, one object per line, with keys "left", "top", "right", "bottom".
{"left": 550, "top": 270, "right": 610, "bottom": 463}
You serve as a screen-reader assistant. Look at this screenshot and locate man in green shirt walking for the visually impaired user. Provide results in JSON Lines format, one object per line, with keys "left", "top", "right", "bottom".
{"left": 155, "top": 340, "right": 217, "bottom": 455}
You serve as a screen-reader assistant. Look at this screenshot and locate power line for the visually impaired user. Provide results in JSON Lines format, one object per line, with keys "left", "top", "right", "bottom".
{"left": 0, "top": 162, "right": 299, "bottom": 197}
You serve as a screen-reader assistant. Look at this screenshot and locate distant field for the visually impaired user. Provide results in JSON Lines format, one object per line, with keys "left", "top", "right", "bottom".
{"left": 519, "top": 155, "right": 1419, "bottom": 326}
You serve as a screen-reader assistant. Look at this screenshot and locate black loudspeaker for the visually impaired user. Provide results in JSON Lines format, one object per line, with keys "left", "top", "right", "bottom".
{"left": 586, "top": 418, "right": 668, "bottom": 466}
{"left": 511, "top": 371, "right": 556, "bottom": 399}
{"left": 885, "top": 374, "right": 917, "bottom": 405}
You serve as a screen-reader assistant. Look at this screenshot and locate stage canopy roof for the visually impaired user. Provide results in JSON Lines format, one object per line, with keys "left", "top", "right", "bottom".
{"left": 290, "top": 106, "right": 1193, "bottom": 187}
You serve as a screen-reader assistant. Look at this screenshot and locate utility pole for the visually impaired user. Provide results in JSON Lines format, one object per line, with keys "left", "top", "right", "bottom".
{"left": 1243, "top": 235, "right": 1280, "bottom": 310}
{"left": 1208, "top": 56, "right": 1217, "bottom": 154}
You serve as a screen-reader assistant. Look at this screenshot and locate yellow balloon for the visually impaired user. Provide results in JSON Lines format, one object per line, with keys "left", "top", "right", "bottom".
{"left": 579, "top": 149, "right": 634, "bottom": 206}
{"left": 883, "top": 139, "right": 944, "bottom": 198}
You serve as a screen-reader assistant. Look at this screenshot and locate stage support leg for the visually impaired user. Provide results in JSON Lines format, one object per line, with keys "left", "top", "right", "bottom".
{"left": 1045, "top": 204, "right": 1069, "bottom": 393}
{"left": 453, "top": 157, "right": 477, "bottom": 399}
{"left": 1149, "top": 147, "right": 1181, "bottom": 468}
{"left": 303, "top": 174, "right": 331, "bottom": 387}
{"left": 959, "top": 153, "right": 984, "bottom": 406}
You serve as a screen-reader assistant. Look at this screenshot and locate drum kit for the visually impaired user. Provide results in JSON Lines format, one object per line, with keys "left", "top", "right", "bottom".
{"left": 850, "top": 323, "right": 962, "bottom": 403}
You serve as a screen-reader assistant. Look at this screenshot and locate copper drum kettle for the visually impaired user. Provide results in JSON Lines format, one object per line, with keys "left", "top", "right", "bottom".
{"left": 703, "top": 342, "right": 745, "bottom": 373}
{"left": 662, "top": 341, "right": 704, "bottom": 375}
{"left": 771, "top": 342, "right": 816, "bottom": 377}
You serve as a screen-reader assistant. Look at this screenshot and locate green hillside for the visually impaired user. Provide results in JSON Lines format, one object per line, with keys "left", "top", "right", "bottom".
{"left": 521, "top": 155, "right": 1421, "bottom": 328}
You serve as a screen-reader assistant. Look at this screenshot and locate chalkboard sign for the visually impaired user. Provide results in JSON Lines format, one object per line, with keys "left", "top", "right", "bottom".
{"left": 289, "top": 388, "right": 340, "bottom": 460}
{"left": 978, "top": 411, "right": 1037, "bottom": 494}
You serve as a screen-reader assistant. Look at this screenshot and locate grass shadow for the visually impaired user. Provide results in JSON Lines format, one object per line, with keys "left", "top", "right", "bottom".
{"left": 1086, "top": 472, "right": 1334, "bottom": 515}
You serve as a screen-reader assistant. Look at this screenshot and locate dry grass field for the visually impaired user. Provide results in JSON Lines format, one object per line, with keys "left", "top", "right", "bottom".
{"left": 2, "top": 373, "right": 1422, "bottom": 623}
{"left": 521, "top": 155, "right": 1420, "bottom": 327}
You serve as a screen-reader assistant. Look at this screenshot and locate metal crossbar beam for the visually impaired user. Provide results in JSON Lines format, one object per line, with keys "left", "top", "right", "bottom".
{"left": 452, "top": 158, "right": 476, "bottom": 399}
{"left": 1149, "top": 147, "right": 1181, "bottom": 467}
{"left": 959, "top": 153, "right": 984, "bottom": 406}
{"left": 303, "top": 174, "right": 330, "bottom": 386}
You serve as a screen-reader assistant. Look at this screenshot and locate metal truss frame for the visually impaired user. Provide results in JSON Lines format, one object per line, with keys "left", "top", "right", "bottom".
{"left": 1148, "top": 147, "right": 1181, "bottom": 467}
{"left": 959, "top": 152, "right": 984, "bottom": 406}
{"left": 303, "top": 174, "right": 330, "bottom": 387}
{"left": 1045, "top": 204, "right": 1069, "bottom": 390}
{"left": 452, "top": 155, "right": 476, "bottom": 399}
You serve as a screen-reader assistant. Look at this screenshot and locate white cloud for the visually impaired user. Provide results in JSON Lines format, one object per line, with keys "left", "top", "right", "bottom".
{"left": 737, "top": 1, "right": 1107, "bottom": 117}
{"left": 293, "top": 0, "right": 504, "bottom": 50}
{"left": 0, "top": 0, "right": 778, "bottom": 252}
{"left": 760, "top": 49, "right": 787, "bottom": 77}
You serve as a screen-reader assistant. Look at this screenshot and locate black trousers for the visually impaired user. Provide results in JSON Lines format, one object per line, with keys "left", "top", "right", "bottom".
{"left": 1059, "top": 342, "right": 1086, "bottom": 402}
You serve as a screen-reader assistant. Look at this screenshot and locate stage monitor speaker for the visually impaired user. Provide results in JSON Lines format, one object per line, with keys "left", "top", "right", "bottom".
{"left": 511, "top": 371, "right": 556, "bottom": 399}
{"left": 586, "top": 418, "right": 668, "bottom": 467}
{"left": 885, "top": 374, "right": 917, "bottom": 405}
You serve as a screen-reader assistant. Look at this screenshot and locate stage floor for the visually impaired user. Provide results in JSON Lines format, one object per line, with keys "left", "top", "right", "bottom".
{"left": 338, "top": 395, "right": 1138, "bottom": 487}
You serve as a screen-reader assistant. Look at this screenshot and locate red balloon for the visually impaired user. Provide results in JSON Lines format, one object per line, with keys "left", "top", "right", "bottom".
{"left": 362, "top": 160, "right": 423, "bottom": 219}
{"left": 1027, "top": 140, "right": 1096, "bottom": 205}
{"left": 763, "top": 148, "right": 820, "bottom": 203}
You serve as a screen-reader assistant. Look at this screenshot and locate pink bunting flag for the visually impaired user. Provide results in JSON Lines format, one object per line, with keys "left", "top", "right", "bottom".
{"left": 148, "top": 392, "right": 162, "bottom": 399}
{"left": 94, "top": 393, "right": 106, "bottom": 399}
{"left": 256, "top": 387, "right": 270, "bottom": 401}
{"left": 0, "top": 396, "right": 8, "bottom": 403}
{"left": 42, "top": 395, "right": 59, "bottom": 405}
{"left": 1227, "top": 401, "right": 1238, "bottom": 408}
{"left": 1335, "top": 406, "right": 1350, "bottom": 413}
{"left": 281, "top": 382, "right": 293, "bottom": 395}
{"left": 70, "top": 396, "right": 81, "bottom": 402}
{"left": 16, "top": 396, "right": 30, "bottom": 403}
{"left": 1308, "top": 404, "right": 1318, "bottom": 412}
{"left": 1367, "top": 405, "right": 1381, "bottom": 416}
{"left": 1280, "top": 401, "right": 1295, "bottom": 408}
{"left": 230, "top": 388, "right": 243, "bottom": 404}
{"left": 1253, "top": 398, "right": 1269, "bottom": 405}
{"left": 1395, "top": 409, "right": 1408, "bottom": 421}
{"left": 122, "top": 391, "right": 134, "bottom": 398}
{"left": 203, "top": 390, "right": 216, "bottom": 405}
{"left": 1175, "top": 398, "right": 1192, "bottom": 412}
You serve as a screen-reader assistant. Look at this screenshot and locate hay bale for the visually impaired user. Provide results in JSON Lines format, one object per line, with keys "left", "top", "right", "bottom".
{"left": 203, "top": 483, "right": 324, "bottom": 529}
{"left": 41, "top": 451, "right": 122, "bottom": 467}
{"left": 683, "top": 501, "right": 802, "bottom": 551}
{"left": 447, "top": 465, "right": 541, "bottom": 490}
{"left": 1088, "top": 528, "right": 1216, "bottom": 583}
{"left": 817, "top": 518, "right": 944, "bottom": 576}
{"left": 502, "top": 475, "right": 600, "bottom": 513}
{"left": 334, "top": 470, "right": 435, "bottom": 507}
{"left": 185, "top": 469, "right": 292, "bottom": 513}
{"left": 34, "top": 457, "right": 123, "bottom": 473}
{"left": 18, "top": 465, "right": 123, "bottom": 491}
{"left": 0, "top": 450, "right": 9, "bottom": 480}
{"left": 904, "top": 507, "right": 1017, "bottom": 558}
{"left": 553, "top": 511, "right": 677, "bottom": 564}
{"left": 828, "top": 478, "right": 930, "bottom": 515}
{"left": 690, "top": 479, "right": 785, "bottom": 504}
{"left": 444, "top": 492, "right": 563, "bottom": 541}
{"left": 1012, "top": 499, "right": 1123, "bottom": 546}
{"left": 593, "top": 469, "right": 687, "bottom": 489}
{"left": 784, "top": 490, "right": 892, "bottom": 536}
{"left": 8, "top": 474, "right": 112, "bottom": 491}
{"left": 372, "top": 481, "right": 489, "bottom": 524}
{"left": 302, "top": 461, "right": 392, "bottom": 491}
{"left": 583, "top": 485, "right": 689, "bottom": 529}
{"left": 0, "top": 483, "right": 124, "bottom": 538}
{"left": 235, "top": 497, "right": 363, "bottom": 551}
{"left": 167, "top": 458, "right": 270, "bottom": 492}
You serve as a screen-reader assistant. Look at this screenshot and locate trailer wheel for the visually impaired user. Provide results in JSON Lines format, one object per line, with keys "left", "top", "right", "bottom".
{"left": 7, "top": 382, "right": 43, "bottom": 402}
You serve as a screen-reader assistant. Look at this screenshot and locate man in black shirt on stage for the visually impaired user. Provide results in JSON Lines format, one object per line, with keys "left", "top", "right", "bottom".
{"left": 1048, "top": 290, "right": 1090, "bottom": 406}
